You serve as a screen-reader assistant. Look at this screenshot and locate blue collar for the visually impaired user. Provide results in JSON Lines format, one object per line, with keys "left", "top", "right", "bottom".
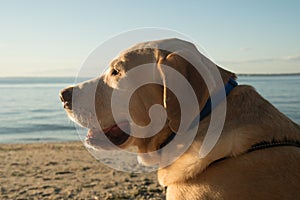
{"left": 160, "top": 77, "right": 238, "bottom": 149}
{"left": 191, "top": 77, "right": 238, "bottom": 126}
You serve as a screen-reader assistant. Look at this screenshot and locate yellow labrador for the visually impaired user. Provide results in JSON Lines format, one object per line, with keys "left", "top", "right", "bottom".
{"left": 60, "top": 38, "right": 300, "bottom": 199}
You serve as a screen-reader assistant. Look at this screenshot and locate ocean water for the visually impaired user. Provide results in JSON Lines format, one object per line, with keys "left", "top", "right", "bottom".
{"left": 0, "top": 75, "right": 299, "bottom": 144}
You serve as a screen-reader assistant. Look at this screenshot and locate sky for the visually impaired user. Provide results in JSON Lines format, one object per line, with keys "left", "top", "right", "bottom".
{"left": 0, "top": 0, "right": 299, "bottom": 77}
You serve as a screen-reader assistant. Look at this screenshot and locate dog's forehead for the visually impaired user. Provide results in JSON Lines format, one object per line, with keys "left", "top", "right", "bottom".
{"left": 110, "top": 59, "right": 124, "bottom": 68}
{"left": 124, "top": 38, "right": 195, "bottom": 54}
{"left": 110, "top": 38, "right": 196, "bottom": 68}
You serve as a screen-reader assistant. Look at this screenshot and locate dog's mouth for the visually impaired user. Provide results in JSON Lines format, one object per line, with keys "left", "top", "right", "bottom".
{"left": 86, "top": 121, "right": 130, "bottom": 147}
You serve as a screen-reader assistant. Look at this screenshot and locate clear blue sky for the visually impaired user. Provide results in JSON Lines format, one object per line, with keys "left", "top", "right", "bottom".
{"left": 0, "top": 0, "right": 299, "bottom": 76}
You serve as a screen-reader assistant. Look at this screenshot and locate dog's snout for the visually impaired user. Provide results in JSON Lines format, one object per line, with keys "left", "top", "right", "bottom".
{"left": 60, "top": 87, "right": 73, "bottom": 110}
{"left": 60, "top": 87, "right": 73, "bottom": 102}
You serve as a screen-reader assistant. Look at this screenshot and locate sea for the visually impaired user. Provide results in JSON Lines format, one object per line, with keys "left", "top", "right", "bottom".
{"left": 0, "top": 75, "right": 299, "bottom": 144}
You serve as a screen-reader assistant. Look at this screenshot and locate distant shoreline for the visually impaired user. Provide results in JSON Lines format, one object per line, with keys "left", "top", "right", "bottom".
{"left": 237, "top": 73, "right": 300, "bottom": 76}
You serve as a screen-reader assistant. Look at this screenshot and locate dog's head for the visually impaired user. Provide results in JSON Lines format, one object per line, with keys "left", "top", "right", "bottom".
{"left": 60, "top": 38, "right": 235, "bottom": 165}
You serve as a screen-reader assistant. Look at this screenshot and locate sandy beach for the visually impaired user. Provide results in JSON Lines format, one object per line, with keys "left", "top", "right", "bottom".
{"left": 0, "top": 142, "right": 165, "bottom": 200}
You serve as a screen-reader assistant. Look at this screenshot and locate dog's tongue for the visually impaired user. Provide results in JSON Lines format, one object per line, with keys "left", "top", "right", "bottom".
{"left": 87, "top": 122, "right": 130, "bottom": 146}
{"left": 110, "top": 125, "right": 122, "bottom": 134}
{"left": 105, "top": 123, "right": 130, "bottom": 145}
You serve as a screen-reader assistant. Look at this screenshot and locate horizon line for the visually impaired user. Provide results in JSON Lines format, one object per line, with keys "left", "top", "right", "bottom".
{"left": 1, "top": 72, "right": 300, "bottom": 78}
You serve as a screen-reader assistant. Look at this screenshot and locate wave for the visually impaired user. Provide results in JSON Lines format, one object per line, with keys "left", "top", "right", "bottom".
{"left": 29, "top": 109, "right": 57, "bottom": 113}
{"left": 15, "top": 137, "right": 79, "bottom": 142}
{"left": 0, "top": 77, "right": 92, "bottom": 85}
{"left": 0, "top": 124, "right": 76, "bottom": 134}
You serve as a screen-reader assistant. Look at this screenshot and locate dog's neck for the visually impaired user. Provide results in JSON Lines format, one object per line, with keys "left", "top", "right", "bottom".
{"left": 159, "top": 77, "right": 238, "bottom": 150}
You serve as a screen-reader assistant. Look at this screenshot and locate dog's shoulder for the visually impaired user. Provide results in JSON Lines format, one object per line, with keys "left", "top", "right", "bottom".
{"left": 167, "top": 146, "right": 300, "bottom": 200}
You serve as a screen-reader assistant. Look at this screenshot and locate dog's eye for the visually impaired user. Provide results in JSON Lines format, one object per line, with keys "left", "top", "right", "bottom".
{"left": 111, "top": 68, "right": 120, "bottom": 76}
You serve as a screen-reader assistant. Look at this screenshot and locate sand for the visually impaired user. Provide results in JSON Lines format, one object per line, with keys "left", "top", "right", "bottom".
{"left": 0, "top": 142, "right": 166, "bottom": 200}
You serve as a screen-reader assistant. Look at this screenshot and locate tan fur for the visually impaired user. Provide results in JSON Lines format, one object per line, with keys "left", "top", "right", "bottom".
{"left": 63, "top": 38, "right": 300, "bottom": 199}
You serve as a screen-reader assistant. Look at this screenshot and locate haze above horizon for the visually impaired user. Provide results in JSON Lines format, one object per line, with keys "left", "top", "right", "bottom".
{"left": 0, "top": 0, "right": 299, "bottom": 77}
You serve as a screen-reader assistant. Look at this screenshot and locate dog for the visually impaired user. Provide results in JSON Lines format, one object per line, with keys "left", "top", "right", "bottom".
{"left": 60, "top": 38, "right": 300, "bottom": 199}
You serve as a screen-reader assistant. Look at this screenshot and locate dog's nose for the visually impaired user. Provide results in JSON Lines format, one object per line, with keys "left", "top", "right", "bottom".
{"left": 60, "top": 87, "right": 73, "bottom": 110}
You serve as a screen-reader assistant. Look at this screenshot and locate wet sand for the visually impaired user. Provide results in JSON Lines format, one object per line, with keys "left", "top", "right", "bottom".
{"left": 0, "top": 142, "right": 165, "bottom": 200}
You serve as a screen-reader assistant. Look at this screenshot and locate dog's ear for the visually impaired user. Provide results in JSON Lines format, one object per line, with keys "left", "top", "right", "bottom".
{"left": 157, "top": 49, "right": 236, "bottom": 133}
